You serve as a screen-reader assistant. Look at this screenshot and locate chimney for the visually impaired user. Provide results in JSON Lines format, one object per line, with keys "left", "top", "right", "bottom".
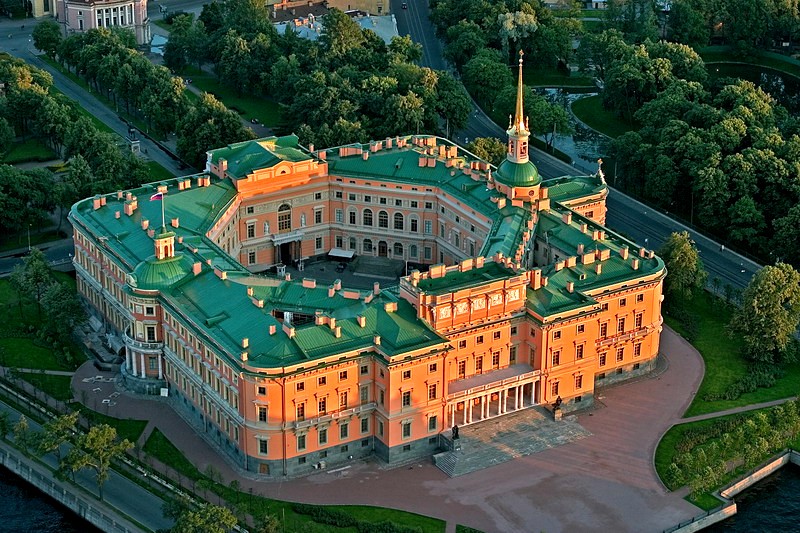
{"left": 247, "top": 287, "right": 254, "bottom": 297}
{"left": 302, "top": 278, "right": 317, "bottom": 289}
{"left": 566, "top": 281, "right": 574, "bottom": 293}
{"left": 117, "top": 191, "right": 123, "bottom": 200}
{"left": 639, "top": 247, "right": 646, "bottom": 257}
{"left": 193, "top": 262, "right": 202, "bottom": 276}
{"left": 328, "top": 286, "right": 335, "bottom": 297}
{"left": 577, "top": 243, "right": 584, "bottom": 255}
{"left": 242, "top": 338, "right": 249, "bottom": 348}
{"left": 115, "top": 211, "right": 121, "bottom": 219}
{"left": 171, "top": 218, "right": 179, "bottom": 228}
{"left": 269, "top": 324, "right": 276, "bottom": 335}
{"left": 530, "top": 269, "right": 542, "bottom": 290}
{"left": 334, "top": 279, "right": 342, "bottom": 290}
{"left": 100, "top": 196, "right": 106, "bottom": 206}
{"left": 329, "top": 317, "right": 336, "bottom": 329}
{"left": 373, "top": 282, "right": 380, "bottom": 295}
{"left": 241, "top": 351, "right": 248, "bottom": 362}
{"left": 620, "top": 246, "right": 629, "bottom": 260}
{"left": 595, "top": 263, "right": 602, "bottom": 275}
{"left": 362, "top": 152, "right": 369, "bottom": 161}
{"left": 309, "top": 143, "right": 314, "bottom": 152}
{"left": 334, "top": 326, "right": 341, "bottom": 338}
{"left": 374, "top": 335, "right": 381, "bottom": 345}
{"left": 632, "top": 258, "right": 640, "bottom": 270}
{"left": 357, "top": 315, "right": 366, "bottom": 328}
{"left": 580, "top": 223, "right": 588, "bottom": 233}
{"left": 562, "top": 212, "right": 572, "bottom": 225}
{"left": 147, "top": 229, "right": 155, "bottom": 238}
{"left": 142, "top": 219, "right": 149, "bottom": 230}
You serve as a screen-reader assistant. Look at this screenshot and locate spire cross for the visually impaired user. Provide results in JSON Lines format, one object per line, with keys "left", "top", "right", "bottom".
{"left": 515, "top": 50, "right": 525, "bottom": 132}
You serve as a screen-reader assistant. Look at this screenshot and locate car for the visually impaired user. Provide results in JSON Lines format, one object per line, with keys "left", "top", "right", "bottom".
{"left": 250, "top": 118, "right": 260, "bottom": 124}
{"left": 401, "top": 1, "right": 407, "bottom": 8}
{"left": 335, "top": 262, "right": 347, "bottom": 273}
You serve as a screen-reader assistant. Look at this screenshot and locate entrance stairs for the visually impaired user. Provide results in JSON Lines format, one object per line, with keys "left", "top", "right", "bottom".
{"left": 433, "top": 405, "right": 591, "bottom": 477}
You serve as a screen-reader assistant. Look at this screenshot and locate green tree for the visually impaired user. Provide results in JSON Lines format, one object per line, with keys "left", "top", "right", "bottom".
{"left": 177, "top": 93, "right": 255, "bottom": 168}
{"left": 32, "top": 20, "right": 63, "bottom": 59}
{"left": 658, "top": 231, "right": 707, "bottom": 304}
{"left": 497, "top": 10, "right": 539, "bottom": 61}
{"left": 773, "top": 204, "right": 800, "bottom": 267}
{"left": 434, "top": 71, "right": 472, "bottom": 135}
{"left": 467, "top": 137, "right": 507, "bottom": 166}
{"left": 668, "top": 0, "right": 712, "bottom": 48}
{"left": 16, "top": 248, "right": 53, "bottom": 319}
{"left": 319, "top": 8, "right": 366, "bottom": 59}
{"left": 41, "top": 281, "right": 86, "bottom": 344}
{"left": 37, "top": 412, "right": 79, "bottom": 464}
{"left": 462, "top": 49, "right": 513, "bottom": 109}
{"left": 171, "top": 503, "right": 237, "bottom": 533}
{"left": 62, "top": 424, "right": 133, "bottom": 499}
{"left": 0, "top": 117, "right": 13, "bottom": 159}
{"left": 730, "top": 262, "right": 800, "bottom": 363}
{"left": 0, "top": 412, "right": 10, "bottom": 440}
{"left": 443, "top": 21, "right": 486, "bottom": 70}
{"left": 13, "top": 415, "right": 35, "bottom": 456}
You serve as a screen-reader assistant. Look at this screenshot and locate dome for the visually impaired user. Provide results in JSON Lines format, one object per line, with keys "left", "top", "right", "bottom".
{"left": 495, "top": 159, "right": 541, "bottom": 188}
{"left": 130, "top": 253, "right": 193, "bottom": 291}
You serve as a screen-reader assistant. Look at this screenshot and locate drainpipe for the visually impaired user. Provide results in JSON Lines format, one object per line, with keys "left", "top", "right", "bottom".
{"left": 281, "top": 370, "right": 287, "bottom": 477}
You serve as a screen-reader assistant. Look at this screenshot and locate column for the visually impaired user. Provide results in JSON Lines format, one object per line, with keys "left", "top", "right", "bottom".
{"left": 449, "top": 404, "right": 455, "bottom": 427}
{"left": 125, "top": 350, "right": 131, "bottom": 372}
{"left": 518, "top": 386, "right": 523, "bottom": 408}
{"left": 140, "top": 353, "right": 146, "bottom": 378}
{"left": 467, "top": 399, "right": 472, "bottom": 424}
{"left": 503, "top": 389, "right": 508, "bottom": 414}
{"left": 158, "top": 355, "right": 163, "bottom": 380}
{"left": 462, "top": 402, "right": 467, "bottom": 424}
{"left": 480, "top": 395, "right": 486, "bottom": 420}
{"left": 131, "top": 350, "right": 137, "bottom": 376}
{"left": 531, "top": 381, "right": 536, "bottom": 404}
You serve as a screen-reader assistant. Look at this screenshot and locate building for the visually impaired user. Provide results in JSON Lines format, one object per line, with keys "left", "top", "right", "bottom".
{"left": 56, "top": 0, "right": 150, "bottom": 45}
{"left": 69, "top": 59, "right": 665, "bottom": 477}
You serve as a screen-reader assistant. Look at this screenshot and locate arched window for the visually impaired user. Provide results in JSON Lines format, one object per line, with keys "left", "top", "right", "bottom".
{"left": 378, "top": 211, "right": 388, "bottom": 228}
{"left": 410, "top": 217, "right": 418, "bottom": 233}
{"left": 363, "top": 239, "right": 373, "bottom": 253}
{"left": 410, "top": 245, "right": 418, "bottom": 258}
{"left": 393, "top": 243, "right": 404, "bottom": 256}
{"left": 278, "top": 204, "right": 291, "bottom": 231}
{"left": 394, "top": 213, "right": 404, "bottom": 231}
{"left": 363, "top": 209, "right": 373, "bottom": 226}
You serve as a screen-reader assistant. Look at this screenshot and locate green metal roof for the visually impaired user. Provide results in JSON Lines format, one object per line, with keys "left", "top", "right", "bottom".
{"left": 416, "top": 261, "right": 518, "bottom": 294}
{"left": 543, "top": 175, "right": 606, "bottom": 204}
{"left": 494, "top": 159, "right": 541, "bottom": 187}
{"left": 132, "top": 253, "right": 195, "bottom": 290}
{"left": 208, "top": 135, "right": 309, "bottom": 179}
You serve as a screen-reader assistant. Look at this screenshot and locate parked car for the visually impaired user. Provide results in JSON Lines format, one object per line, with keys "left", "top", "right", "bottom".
{"left": 401, "top": 1, "right": 407, "bottom": 8}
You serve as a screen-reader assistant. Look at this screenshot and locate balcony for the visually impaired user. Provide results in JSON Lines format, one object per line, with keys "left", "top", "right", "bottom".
{"left": 447, "top": 365, "right": 540, "bottom": 400}
{"left": 595, "top": 324, "right": 656, "bottom": 348}
{"left": 289, "top": 402, "right": 377, "bottom": 430}
{"left": 124, "top": 328, "right": 163, "bottom": 353}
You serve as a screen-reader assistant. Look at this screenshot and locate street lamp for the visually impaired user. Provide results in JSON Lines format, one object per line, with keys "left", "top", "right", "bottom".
{"left": 27, "top": 224, "right": 31, "bottom": 251}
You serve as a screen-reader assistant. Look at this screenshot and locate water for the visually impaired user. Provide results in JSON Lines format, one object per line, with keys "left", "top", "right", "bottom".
{"left": 708, "top": 63, "right": 800, "bottom": 114}
{"left": 706, "top": 463, "right": 800, "bottom": 531}
{"left": 0, "top": 466, "right": 99, "bottom": 533}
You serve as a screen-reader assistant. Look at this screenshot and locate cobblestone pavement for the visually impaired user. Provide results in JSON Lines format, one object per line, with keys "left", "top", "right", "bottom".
{"left": 71, "top": 326, "right": 704, "bottom": 533}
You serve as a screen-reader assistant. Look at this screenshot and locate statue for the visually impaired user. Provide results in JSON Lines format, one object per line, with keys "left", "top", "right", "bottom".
{"left": 452, "top": 424, "right": 459, "bottom": 440}
{"left": 301, "top": 214, "right": 306, "bottom": 227}
{"left": 597, "top": 158, "right": 606, "bottom": 185}
{"left": 264, "top": 221, "right": 270, "bottom": 234}
{"left": 554, "top": 395, "right": 562, "bottom": 409}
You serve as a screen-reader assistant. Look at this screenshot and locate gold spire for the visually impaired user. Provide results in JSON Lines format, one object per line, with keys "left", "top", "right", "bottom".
{"left": 514, "top": 50, "right": 526, "bottom": 134}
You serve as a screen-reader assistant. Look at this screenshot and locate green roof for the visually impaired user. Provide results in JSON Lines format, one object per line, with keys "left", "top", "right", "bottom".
{"left": 208, "top": 135, "right": 310, "bottom": 179}
{"left": 416, "top": 261, "right": 518, "bottom": 294}
{"left": 132, "top": 253, "right": 194, "bottom": 290}
{"left": 543, "top": 175, "right": 606, "bottom": 204}
{"left": 495, "top": 159, "right": 540, "bottom": 187}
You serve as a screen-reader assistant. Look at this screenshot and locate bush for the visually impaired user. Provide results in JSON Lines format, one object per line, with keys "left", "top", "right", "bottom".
{"left": 702, "top": 364, "right": 782, "bottom": 401}
{"left": 292, "top": 504, "right": 422, "bottom": 533}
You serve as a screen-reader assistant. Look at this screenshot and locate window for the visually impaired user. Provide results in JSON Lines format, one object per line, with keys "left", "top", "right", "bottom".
{"left": 278, "top": 204, "right": 291, "bottom": 231}
{"left": 402, "top": 369, "right": 411, "bottom": 380}
{"left": 635, "top": 313, "right": 643, "bottom": 329}
{"left": 349, "top": 210, "right": 356, "bottom": 225}
{"left": 599, "top": 353, "right": 607, "bottom": 367}
{"left": 378, "top": 211, "right": 388, "bottom": 228}
{"left": 425, "top": 201, "right": 433, "bottom": 209}
{"left": 476, "top": 335, "right": 484, "bottom": 345}
{"left": 598, "top": 372, "right": 606, "bottom": 380}
{"left": 378, "top": 420, "right": 384, "bottom": 436}
{"left": 577, "top": 324, "right": 585, "bottom": 334}
{"left": 410, "top": 200, "right": 418, "bottom": 208}
{"left": 636, "top": 293, "right": 644, "bottom": 303}
{"left": 314, "top": 210, "right": 322, "bottom": 224}
{"left": 340, "top": 423, "right": 349, "bottom": 440}
{"left": 379, "top": 197, "right": 387, "bottom": 205}
{"left": 393, "top": 243, "right": 404, "bottom": 256}
{"left": 551, "top": 381, "right": 559, "bottom": 397}
{"left": 259, "top": 439, "right": 268, "bottom": 454}
{"left": 363, "top": 239, "right": 373, "bottom": 253}
{"left": 457, "top": 360, "right": 466, "bottom": 379}
{"left": 402, "top": 390, "right": 411, "bottom": 407}
{"left": 616, "top": 347, "right": 624, "bottom": 362}
{"left": 553, "top": 330, "right": 561, "bottom": 340}
{"left": 335, "top": 209, "right": 343, "bottom": 223}
{"left": 402, "top": 421, "right": 412, "bottom": 439}
{"left": 335, "top": 191, "right": 343, "bottom": 199}
{"left": 394, "top": 212, "right": 404, "bottom": 230}
{"left": 363, "top": 209, "right": 373, "bottom": 226}
{"left": 296, "top": 382, "right": 305, "bottom": 392}
{"left": 634, "top": 343, "right": 642, "bottom": 357}
{"left": 361, "top": 417, "right": 369, "bottom": 433}
{"left": 296, "top": 403, "right": 305, "bottom": 420}
{"left": 424, "top": 246, "right": 432, "bottom": 260}
{"left": 493, "top": 331, "right": 501, "bottom": 340}
{"left": 364, "top": 195, "right": 372, "bottom": 203}
{"left": 575, "top": 375, "right": 583, "bottom": 390}
{"left": 339, "top": 391, "right": 348, "bottom": 409}
{"left": 458, "top": 340, "right": 467, "bottom": 349}
{"left": 247, "top": 223, "right": 256, "bottom": 239}
{"left": 510, "top": 326, "right": 517, "bottom": 336}
{"left": 297, "top": 434, "right": 306, "bottom": 451}
{"left": 360, "top": 385, "right": 369, "bottom": 403}
{"left": 617, "top": 318, "right": 625, "bottom": 333}
{"left": 492, "top": 352, "right": 500, "bottom": 368}
{"left": 145, "top": 306, "right": 155, "bottom": 316}
{"left": 349, "top": 237, "right": 356, "bottom": 250}
{"left": 619, "top": 298, "right": 627, "bottom": 307}
{"left": 339, "top": 370, "right": 348, "bottom": 381}
{"left": 633, "top": 362, "right": 640, "bottom": 370}
{"left": 576, "top": 345, "right": 584, "bottom": 360}
{"left": 392, "top": 199, "right": 400, "bottom": 207}
{"left": 318, "top": 398, "right": 327, "bottom": 415}
{"left": 429, "top": 363, "right": 437, "bottom": 373}
{"left": 552, "top": 350, "right": 560, "bottom": 366}
{"left": 600, "top": 323, "right": 608, "bottom": 338}
{"left": 360, "top": 365, "right": 369, "bottom": 375}
{"left": 410, "top": 245, "right": 418, "bottom": 258}
{"left": 257, "top": 386, "right": 266, "bottom": 395}
{"left": 315, "top": 192, "right": 322, "bottom": 200}
{"left": 428, "top": 415, "right": 438, "bottom": 431}
{"left": 258, "top": 407, "right": 267, "bottom": 422}
{"left": 474, "top": 355, "right": 483, "bottom": 374}
{"left": 601, "top": 302, "right": 609, "bottom": 311}
{"left": 319, "top": 428, "right": 328, "bottom": 445}
{"left": 509, "top": 346, "right": 517, "bottom": 364}
{"left": 349, "top": 193, "right": 356, "bottom": 201}
{"left": 318, "top": 376, "right": 327, "bottom": 386}
{"left": 428, "top": 383, "right": 437, "bottom": 400}
{"left": 439, "top": 223, "right": 445, "bottom": 237}
{"left": 379, "top": 389, "right": 385, "bottom": 405}
{"left": 424, "top": 220, "right": 432, "bottom": 234}
{"left": 248, "top": 250, "right": 256, "bottom": 265}
{"left": 335, "top": 236, "right": 343, "bottom": 248}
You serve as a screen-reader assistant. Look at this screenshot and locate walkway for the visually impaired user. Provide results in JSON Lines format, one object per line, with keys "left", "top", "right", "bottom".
{"left": 70, "top": 326, "right": 705, "bottom": 532}
{"left": 679, "top": 397, "right": 799, "bottom": 424}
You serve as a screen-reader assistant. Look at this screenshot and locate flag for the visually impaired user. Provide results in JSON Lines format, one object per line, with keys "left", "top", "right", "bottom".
{"left": 150, "top": 192, "right": 164, "bottom": 201}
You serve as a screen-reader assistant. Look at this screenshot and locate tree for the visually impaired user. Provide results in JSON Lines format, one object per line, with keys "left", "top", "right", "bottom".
{"left": 177, "top": 93, "right": 255, "bottom": 168}
{"left": 0, "top": 411, "right": 10, "bottom": 441}
{"left": 13, "top": 415, "right": 34, "bottom": 456}
{"left": 41, "top": 281, "right": 86, "bottom": 344}
{"left": 462, "top": 49, "right": 513, "bottom": 109}
{"left": 171, "top": 503, "right": 237, "bottom": 533}
{"left": 255, "top": 513, "right": 280, "bottom": 533}
{"left": 467, "top": 137, "right": 507, "bottom": 166}
{"left": 32, "top": 20, "right": 63, "bottom": 59}
{"left": 730, "top": 262, "right": 800, "bottom": 363}
{"left": 497, "top": 10, "right": 539, "bottom": 61}
{"left": 37, "top": 412, "right": 79, "bottom": 464}
{"left": 16, "top": 248, "right": 53, "bottom": 319}
{"left": 773, "top": 203, "right": 800, "bottom": 267}
{"left": 0, "top": 117, "right": 13, "bottom": 159}
{"left": 62, "top": 424, "right": 133, "bottom": 499}
{"left": 434, "top": 71, "right": 472, "bottom": 135}
{"left": 658, "top": 231, "right": 707, "bottom": 304}
{"left": 319, "top": 8, "right": 366, "bottom": 59}
{"left": 668, "top": 0, "right": 712, "bottom": 48}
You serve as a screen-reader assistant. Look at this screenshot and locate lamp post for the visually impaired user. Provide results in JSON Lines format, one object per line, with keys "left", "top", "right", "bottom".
{"left": 27, "top": 224, "right": 31, "bottom": 251}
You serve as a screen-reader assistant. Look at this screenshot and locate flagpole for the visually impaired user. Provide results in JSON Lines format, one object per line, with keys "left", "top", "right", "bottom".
{"left": 161, "top": 194, "right": 166, "bottom": 230}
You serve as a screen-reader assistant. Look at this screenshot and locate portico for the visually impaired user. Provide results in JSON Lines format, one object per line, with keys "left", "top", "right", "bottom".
{"left": 446, "top": 364, "right": 541, "bottom": 427}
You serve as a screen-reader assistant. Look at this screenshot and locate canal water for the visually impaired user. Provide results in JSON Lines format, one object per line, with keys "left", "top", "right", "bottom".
{"left": 706, "top": 463, "right": 800, "bottom": 531}
{"left": 0, "top": 466, "right": 99, "bottom": 533}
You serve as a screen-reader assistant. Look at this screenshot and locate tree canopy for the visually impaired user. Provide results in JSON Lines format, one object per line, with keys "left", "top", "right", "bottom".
{"left": 658, "top": 231, "right": 707, "bottom": 303}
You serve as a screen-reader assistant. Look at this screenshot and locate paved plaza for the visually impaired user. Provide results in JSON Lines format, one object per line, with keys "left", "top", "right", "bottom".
{"left": 71, "top": 326, "right": 705, "bottom": 533}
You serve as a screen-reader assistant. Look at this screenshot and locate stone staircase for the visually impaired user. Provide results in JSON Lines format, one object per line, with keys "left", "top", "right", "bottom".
{"left": 433, "top": 406, "right": 591, "bottom": 478}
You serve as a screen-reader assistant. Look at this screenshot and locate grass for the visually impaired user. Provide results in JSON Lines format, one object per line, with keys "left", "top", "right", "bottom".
{"left": 523, "top": 68, "right": 596, "bottom": 88}
{"left": 2, "top": 138, "right": 58, "bottom": 164}
{"left": 153, "top": 19, "right": 172, "bottom": 31}
{"left": 189, "top": 72, "right": 284, "bottom": 127}
{"left": 143, "top": 428, "right": 203, "bottom": 481}
{"left": 0, "top": 228, "right": 68, "bottom": 253}
{"left": 666, "top": 294, "right": 800, "bottom": 418}
{"left": 0, "top": 338, "right": 70, "bottom": 370}
{"left": 700, "top": 49, "right": 800, "bottom": 80}
{"left": 339, "top": 505, "right": 445, "bottom": 531}
{"left": 146, "top": 161, "right": 175, "bottom": 181}
{"left": 570, "top": 94, "right": 637, "bottom": 138}
{"left": 82, "top": 410, "right": 148, "bottom": 443}
{"left": 19, "top": 373, "right": 73, "bottom": 401}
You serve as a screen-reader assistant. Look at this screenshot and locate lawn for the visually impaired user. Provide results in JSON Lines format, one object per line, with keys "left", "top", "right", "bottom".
{"left": 0, "top": 338, "right": 70, "bottom": 370}
{"left": 143, "top": 428, "right": 203, "bottom": 481}
{"left": 19, "top": 372, "right": 73, "bottom": 401}
{"left": 570, "top": 95, "right": 637, "bottom": 138}
{"left": 147, "top": 161, "right": 175, "bottom": 181}
{"left": 666, "top": 294, "right": 800, "bottom": 418}
{"left": 2, "top": 138, "right": 58, "bottom": 164}
{"left": 0, "top": 229, "right": 68, "bottom": 253}
{"left": 523, "top": 68, "right": 596, "bottom": 88}
{"left": 189, "top": 73, "right": 284, "bottom": 127}
{"left": 82, "top": 410, "right": 148, "bottom": 443}
{"left": 700, "top": 49, "right": 800, "bottom": 80}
